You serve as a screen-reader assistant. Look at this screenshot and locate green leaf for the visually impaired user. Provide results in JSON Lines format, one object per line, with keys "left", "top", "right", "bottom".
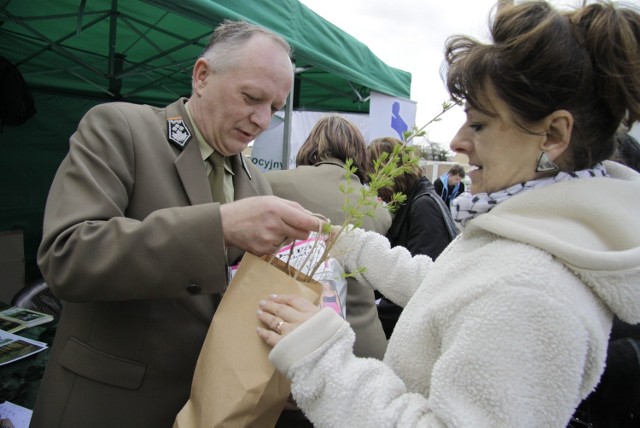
{"left": 311, "top": 101, "right": 456, "bottom": 276}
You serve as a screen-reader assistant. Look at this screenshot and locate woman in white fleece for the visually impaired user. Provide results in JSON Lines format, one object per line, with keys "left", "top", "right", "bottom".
{"left": 256, "top": 1, "right": 640, "bottom": 426}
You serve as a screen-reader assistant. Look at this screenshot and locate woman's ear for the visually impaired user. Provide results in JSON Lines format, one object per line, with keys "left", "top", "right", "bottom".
{"left": 541, "top": 109, "right": 573, "bottom": 158}
{"left": 192, "top": 58, "right": 211, "bottom": 95}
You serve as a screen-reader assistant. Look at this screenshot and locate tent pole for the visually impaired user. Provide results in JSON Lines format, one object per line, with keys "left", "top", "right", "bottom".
{"left": 282, "top": 61, "right": 295, "bottom": 170}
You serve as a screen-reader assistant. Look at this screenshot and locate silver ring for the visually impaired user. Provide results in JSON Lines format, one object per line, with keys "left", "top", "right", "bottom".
{"left": 275, "top": 320, "right": 284, "bottom": 335}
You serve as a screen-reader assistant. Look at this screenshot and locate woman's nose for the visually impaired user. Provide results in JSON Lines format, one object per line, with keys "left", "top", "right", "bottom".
{"left": 450, "top": 126, "right": 469, "bottom": 154}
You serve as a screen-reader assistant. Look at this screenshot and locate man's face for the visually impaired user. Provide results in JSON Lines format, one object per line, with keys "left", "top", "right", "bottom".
{"left": 449, "top": 174, "right": 463, "bottom": 185}
{"left": 190, "top": 35, "right": 293, "bottom": 156}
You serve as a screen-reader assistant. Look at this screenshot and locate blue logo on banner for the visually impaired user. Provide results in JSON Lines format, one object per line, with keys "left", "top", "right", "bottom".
{"left": 391, "top": 101, "right": 408, "bottom": 139}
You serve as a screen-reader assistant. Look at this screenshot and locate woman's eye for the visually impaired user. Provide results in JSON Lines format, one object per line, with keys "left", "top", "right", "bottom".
{"left": 470, "top": 123, "right": 484, "bottom": 132}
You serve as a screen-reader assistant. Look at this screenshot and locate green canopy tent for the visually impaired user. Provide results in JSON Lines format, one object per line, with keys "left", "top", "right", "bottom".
{"left": 1, "top": 0, "right": 410, "bottom": 109}
{"left": 0, "top": 0, "right": 411, "bottom": 284}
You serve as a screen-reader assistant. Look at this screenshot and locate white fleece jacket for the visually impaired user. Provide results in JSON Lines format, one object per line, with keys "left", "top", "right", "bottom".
{"left": 269, "top": 161, "right": 640, "bottom": 427}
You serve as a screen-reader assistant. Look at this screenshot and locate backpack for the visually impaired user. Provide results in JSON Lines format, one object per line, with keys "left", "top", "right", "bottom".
{"left": 0, "top": 55, "right": 37, "bottom": 131}
{"left": 570, "top": 318, "right": 640, "bottom": 427}
{"left": 417, "top": 189, "right": 460, "bottom": 240}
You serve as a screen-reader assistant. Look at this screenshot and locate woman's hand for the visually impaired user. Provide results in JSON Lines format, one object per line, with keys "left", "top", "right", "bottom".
{"left": 257, "top": 294, "right": 321, "bottom": 347}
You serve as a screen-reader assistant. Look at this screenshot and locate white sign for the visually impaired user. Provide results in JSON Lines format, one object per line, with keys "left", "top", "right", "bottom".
{"left": 369, "top": 91, "right": 417, "bottom": 142}
{"left": 251, "top": 111, "right": 369, "bottom": 171}
{"left": 629, "top": 122, "right": 640, "bottom": 141}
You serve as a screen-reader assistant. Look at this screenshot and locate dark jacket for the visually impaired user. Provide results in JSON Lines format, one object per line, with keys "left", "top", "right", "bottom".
{"left": 377, "top": 177, "right": 457, "bottom": 338}
{"left": 434, "top": 175, "right": 465, "bottom": 209}
{"left": 572, "top": 317, "right": 640, "bottom": 427}
{"left": 387, "top": 177, "right": 458, "bottom": 258}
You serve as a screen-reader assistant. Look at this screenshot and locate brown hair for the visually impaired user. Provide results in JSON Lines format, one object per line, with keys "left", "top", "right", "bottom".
{"left": 296, "top": 114, "right": 371, "bottom": 183}
{"left": 448, "top": 164, "right": 466, "bottom": 178}
{"left": 368, "top": 137, "right": 423, "bottom": 203}
{"left": 444, "top": 1, "right": 640, "bottom": 170}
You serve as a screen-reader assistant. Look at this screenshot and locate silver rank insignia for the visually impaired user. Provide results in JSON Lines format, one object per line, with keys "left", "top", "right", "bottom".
{"left": 167, "top": 117, "right": 192, "bottom": 147}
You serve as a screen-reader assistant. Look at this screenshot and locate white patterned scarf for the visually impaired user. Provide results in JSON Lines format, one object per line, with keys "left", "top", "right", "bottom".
{"left": 451, "top": 164, "right": 608, "bottom": 227}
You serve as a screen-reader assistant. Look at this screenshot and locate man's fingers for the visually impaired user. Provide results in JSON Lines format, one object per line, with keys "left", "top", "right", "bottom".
{"left": 220, "top": 196, "right": 324, "bottom": 254}
{"left": 276, "top": 199, "right": 323, "bottom": 236}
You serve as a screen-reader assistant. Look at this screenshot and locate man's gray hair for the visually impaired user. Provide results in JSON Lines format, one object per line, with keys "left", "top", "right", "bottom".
{"left": 200, "top": 20, "right": 292, "bottom": 72}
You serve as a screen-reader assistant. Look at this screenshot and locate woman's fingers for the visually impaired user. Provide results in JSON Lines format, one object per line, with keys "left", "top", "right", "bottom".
{"left": 260, "top": 294, "right": 318, "bottom": 322}
{"left": 256, "top": 326, "right": 281, "bottom": 347}
{"left": 256, "top": 294, "right": 321, "bottom": 348}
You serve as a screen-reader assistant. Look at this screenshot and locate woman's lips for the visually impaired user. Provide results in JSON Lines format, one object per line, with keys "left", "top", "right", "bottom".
{"left": 467, "top": 165, "right": 481, "bottom": 181}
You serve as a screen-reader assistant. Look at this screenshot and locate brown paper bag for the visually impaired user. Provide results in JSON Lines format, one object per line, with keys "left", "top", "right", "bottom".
{"left": 174, "top": 252, "right": 322, "bottom": 428}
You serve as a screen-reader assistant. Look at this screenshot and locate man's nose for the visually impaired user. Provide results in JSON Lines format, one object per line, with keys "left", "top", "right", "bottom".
{"left": 251, "top": 105, "right": 272, "bottom": 131}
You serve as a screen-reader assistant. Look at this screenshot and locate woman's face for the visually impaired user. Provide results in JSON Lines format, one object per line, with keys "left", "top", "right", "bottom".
{"left": 450, "top": 89, "right": 546, "bottom": 195}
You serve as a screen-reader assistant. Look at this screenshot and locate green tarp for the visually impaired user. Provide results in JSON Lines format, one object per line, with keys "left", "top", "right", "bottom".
{"left": 0, "top": 0, "right": 411, "bottom": 284}
{"left": 1, "top": 0, "right": 410, "bottom": 110}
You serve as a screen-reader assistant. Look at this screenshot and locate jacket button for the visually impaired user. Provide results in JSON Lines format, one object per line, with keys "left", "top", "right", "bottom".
{"left": 187, "top": 283, "right": 201, "bottom": 294}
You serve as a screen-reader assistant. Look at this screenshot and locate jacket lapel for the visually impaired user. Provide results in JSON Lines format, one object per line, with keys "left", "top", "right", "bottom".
{"left": 175, "top": 144, "right": 211, "bottom": 205}
{"left": 231, "top": 154, "right": 261, "bottom": 200}
{"left": 164, "top": 99, "right": 211, "bottom": 205}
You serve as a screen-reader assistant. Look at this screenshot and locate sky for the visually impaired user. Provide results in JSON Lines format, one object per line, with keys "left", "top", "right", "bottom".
{"left": 298, "top": 0, "right": 583, "bottom": 147}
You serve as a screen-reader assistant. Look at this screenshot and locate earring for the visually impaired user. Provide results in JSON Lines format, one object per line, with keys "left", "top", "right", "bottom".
{"left": 535, "top": 152, "right": 559, "bottom": 173}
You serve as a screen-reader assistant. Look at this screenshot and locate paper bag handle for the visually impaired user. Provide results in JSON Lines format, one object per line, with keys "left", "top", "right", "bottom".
{"left": 267, "top": 213, "right": 330, "bottom": 279}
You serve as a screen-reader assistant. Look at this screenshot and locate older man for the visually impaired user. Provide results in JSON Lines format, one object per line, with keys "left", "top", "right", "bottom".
{"left": 31, "top": 20, "right": 319, "bottom": 427}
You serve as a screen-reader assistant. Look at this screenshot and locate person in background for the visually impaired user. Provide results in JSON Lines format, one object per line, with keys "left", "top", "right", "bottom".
{"left": 265, "top": 114, "right": 390, "bottom": 427}
{"left": 368, "top": 136, "right": 457, "bottom": 338}
{"left": 571, "top": 130, "right": 640, "bottom": 428}
{"left": 255, "top": 1, "right": 640, "bottom": 426}
{"left": 31, "top": 20, "right": 320, "bottom": 428}
{"left": 612, "top": 131, "right": 640, "bottom": 171}
{"left": 266, "top": 114, "right": 390, "bottom": 360}
{"left": 433, "top": 163, "right": 466, "bottom": 208}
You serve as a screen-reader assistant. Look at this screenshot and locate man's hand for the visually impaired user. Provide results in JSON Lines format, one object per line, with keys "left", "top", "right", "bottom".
{"left": 220, "top": 196, "right": 322, "bottom": 255}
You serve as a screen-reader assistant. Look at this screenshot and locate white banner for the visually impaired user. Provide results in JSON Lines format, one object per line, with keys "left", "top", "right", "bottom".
{"left": 251, "top": 111, "right": 369, "bottom": 171}
{"left": 630, "top": 122, "right": 640, "bottom": 142}
{"left": 369, "top": 91, "right": 417, "bottom": 142}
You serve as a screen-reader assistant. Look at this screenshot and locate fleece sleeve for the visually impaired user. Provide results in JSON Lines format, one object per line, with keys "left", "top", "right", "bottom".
{"left": 270, "top": 308, "right": 436, "bottom": 427}
{"left": 269, "top": 285, "right": 596, "bottom": 427}
{"left": 329, "top": 227, "right": 434, "bottom": 307}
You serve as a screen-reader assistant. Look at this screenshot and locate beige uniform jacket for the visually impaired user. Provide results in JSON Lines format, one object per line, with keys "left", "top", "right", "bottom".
{"left": 266, "top": 159, "right": 391, "bottom": 360}
{"left": 31, "top": 98, "right": 271, "bottom": 427}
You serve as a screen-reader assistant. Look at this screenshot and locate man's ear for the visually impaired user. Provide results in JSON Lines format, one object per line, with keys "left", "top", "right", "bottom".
{"left": 192, "top": 58, "right": 211, "bottom": 95}
{"left": 541, "top": 109, "right": 573, "bottom": 159}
